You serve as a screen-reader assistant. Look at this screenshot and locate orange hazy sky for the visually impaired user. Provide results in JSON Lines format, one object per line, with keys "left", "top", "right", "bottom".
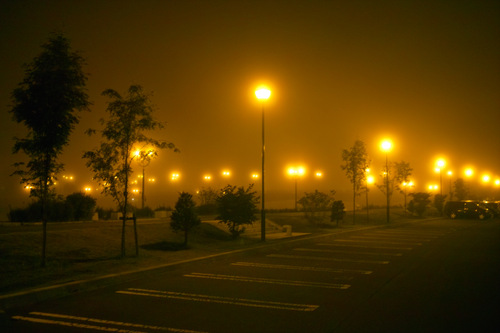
{"left": 1, "top": 0, "right": 499, "bottom": 216}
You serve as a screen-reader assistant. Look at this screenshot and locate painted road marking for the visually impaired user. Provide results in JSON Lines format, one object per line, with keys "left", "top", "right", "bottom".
{"left": 267, "top": 254, "right": 389, "bottom": 264}
{"left": 350, "top": 236, "right": 431, "bottom": 242}
{"left": 12, "top": 311, "right": 205, "bottom": 332}
{"left": 317, "top": 243, "right": 412, "bottom": 251}
{"left": 184, "top": 272, "right": 351, "bottom": 289}
{"left": 371, "top": 230, "right": 445, "bottom": 237}
{"left": 332, "top": 239, "right": 423, "bottom": 246}
{"left": 231, "top": 261, "right": 373, "bottom": 274}
{"left": 294, "top": 248, "right": 403, "bottom": 257}
{"left": 117, "top": 288, "right": 319, "bottom": 312}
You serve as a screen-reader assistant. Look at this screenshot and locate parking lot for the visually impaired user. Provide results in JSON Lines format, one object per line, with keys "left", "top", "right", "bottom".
{"left": 6, "top": 218, "right": 500, "bottom": 332}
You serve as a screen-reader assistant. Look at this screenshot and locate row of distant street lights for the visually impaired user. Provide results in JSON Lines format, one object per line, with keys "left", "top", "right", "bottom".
{"left": 21, "top": 86, "right": 499, "bottom": 241}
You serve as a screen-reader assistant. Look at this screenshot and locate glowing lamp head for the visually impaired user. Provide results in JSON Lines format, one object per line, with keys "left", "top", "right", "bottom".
{"left": 255, "top": 87, "right": 271, "bottom": 100}
{"left": 436, "top": 159, "right": 446, "bottom": 168}
{"left": 465, "top": 168, "right": 474, "bottom": 177}
{"left": 381, "top": 140, "right": 392, "bottom": 152}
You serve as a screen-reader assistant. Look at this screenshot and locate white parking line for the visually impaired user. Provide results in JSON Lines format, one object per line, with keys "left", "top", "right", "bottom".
{"left": 117, "top": 288, "right": 319, "bottom": 312}
{"left": 317, "top": 243, "right": 412, "bottom": 251}
{"left": 231, "top": 261, "right": 373, "bottom": 274}
{"left": 13, "top": 311, "right": 205, "bottom": 332}
{"left": 332, "top": 239, "right": 422, "bottom": 246}
{"left": 350, "top": 236, "right": 431, "bottom": 242}
{"left": 184, "top": 272, "right": 351, "bottom": 289}
{"left": 294, "top": 248, "right": 403, "bottom": 257}
{"left": 267, "top": 254, "right": 389, "bottom": 264}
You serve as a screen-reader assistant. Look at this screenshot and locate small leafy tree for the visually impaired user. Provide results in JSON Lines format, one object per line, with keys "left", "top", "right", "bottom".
{"left": 216, "top": 184, "right": 258, "bottom": 238}
{"left": 83, "top": 85, "right": 177, "bottom": 257}
{"left": 170, "top": 192, "right": 201, "bottom": 246}
{"left": 409, "top": 192, "right": 431, "bottom": 217}
{"left": 9, "top": 33, "right": 90, "bottom": 266}
{"left": 298, "top": 190, "right": 335, "bottom": 224}
{"left": 454, "top": 178, "right": 468, "bottom": 200}
{"left": 341, "top": 140, "right": 369, "bottom": 225}
{"left": 330, "top": 200, "right": 345, "bottom": 227}
{"left": 394, "top": 161, "right": 413, "bottom": 215}
{"left": 433, "top": 194, "right": 447, "bottom": 216}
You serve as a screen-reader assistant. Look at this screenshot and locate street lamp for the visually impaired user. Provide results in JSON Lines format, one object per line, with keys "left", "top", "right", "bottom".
{"left": 255, "top": 86, "right": 271, "bottom": 241}
{"left": 135, "top": 148, "right": 155, "bottom": 209}
{"left": 435, "top": 159, "right": 446, "bottom": 196}
{"left": 288, "top": 166, "right": 305, "bottom": 211}
{"left": 365, "top": 169, "right": 374, "bottom": 222}
{"left": 447, "top": 171, "right": 453, "bottom": 200}
{"left": 380, "top": 139, "right": 392, "bottom": 223}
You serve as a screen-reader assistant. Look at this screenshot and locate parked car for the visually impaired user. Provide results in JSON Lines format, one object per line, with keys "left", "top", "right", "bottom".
{"left": 444, "top": 201, "right": 492, "bottom": 220}
{"left": 483, "top": 201, "right": 500, "bottom": 218}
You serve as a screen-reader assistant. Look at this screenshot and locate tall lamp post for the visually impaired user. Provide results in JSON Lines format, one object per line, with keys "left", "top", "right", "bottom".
{"left": 381, "top": 140, "right": 392, "bottom": 223}
{"left": 135, "top": 148, "right": 154, "bottom": 209}
{"left": 435, "top": 159, "right": 446, "bottom": 197}
{"left": 447, "top": 170, "right": 453, "bottom": 200}
{"left": 255, "top": 87, "right": 271, "bottom": 241}
{"left": 288, "top": 166, "right": 305, "bottom": 211}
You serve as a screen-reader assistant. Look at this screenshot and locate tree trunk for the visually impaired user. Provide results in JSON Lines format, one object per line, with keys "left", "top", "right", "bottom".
{"left": 352, "top": 181, "right": 356, "bottom": 225}
{"left": 133, "top": 214, "right": 139, "bottom": 256}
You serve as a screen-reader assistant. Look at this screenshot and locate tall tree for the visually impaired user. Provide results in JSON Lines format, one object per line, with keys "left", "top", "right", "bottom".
{"left": 10, "top": 33, "right": 90, "bottom": 267}
{"left": 341, "top": 140, "right": 369, "bottom": 224}
{"left": 394, "top": 161, "right": 413, "bottom": 215}
{"left": 83, "top": 85, "right": 177, "bottom": 258}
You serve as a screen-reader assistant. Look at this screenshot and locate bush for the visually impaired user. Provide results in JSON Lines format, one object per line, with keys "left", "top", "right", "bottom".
{"left": 298, "top": 190, "right": 334, "bottom": 224}
{"left": 8, "top": 192, "right": 96, "bottom": 222}
{"left": 65, "top": 192, "right": 97, "bottom": 221}
{"left": 134, "top": 206, "right": 154, "bottom": 218}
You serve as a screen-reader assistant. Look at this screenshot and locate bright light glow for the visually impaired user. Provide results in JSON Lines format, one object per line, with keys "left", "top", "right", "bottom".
{"left": 435, "top": 167, "right": 441, "bottom": 173}
{"left": 204, "top": 175, "right": 211, "bottom": 181}
{"left": 495, "top": 179, "right": 500, "bottom": 186}
{"left": 436, "top": 159, "right": 446, "bottom": 168}
{"left": 482, "top": 174, "right": 491, "bottom": 183}
{"left": 315, "top": 171, "right": 323, "bottom": 177}
{"left": 222, "top": 170, "right": 231, "bottom": 177}
{"left": 288, "top": 166, "right": 305, "bottom": 177}
{"left": 134, "top": 150, "right": 141, "bottom": 157}
{"left": 171, "top": 173, "right": 180, "bottom": 181}
{"left": 428, "top": 185, "right": 438, "bottom": 191}
{"left": 251, "top": 173, "right": 259, "bottom": 179}
{"left": 465, "top": 168, "right": 474, "bottom": 177}
{"left": 148, "top": 178, "right": 155, "bottom": 182}
{"left": 367, "top": 175, "right": 375, "bottom": 184}
{"left": 447, "top": 171, "right": 453, "bottom": 176}
{"left": 255, "top": 87, "right": 271, "bottom": 100}
{"left": 380, "top": 139, "right": 392, "bottom": 152}
{"left": 132, "top": 188, "right": 139, "bottom": 193}
{"left": 84, "top": 187, "right": 92, "bottom": 192}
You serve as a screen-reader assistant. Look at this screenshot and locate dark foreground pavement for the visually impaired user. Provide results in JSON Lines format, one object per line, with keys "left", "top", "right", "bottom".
{"left": 3, "top": 218, "right": 500, "bottom": 332}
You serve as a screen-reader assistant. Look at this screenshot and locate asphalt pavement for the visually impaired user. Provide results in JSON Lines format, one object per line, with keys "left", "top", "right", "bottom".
{"left": 3, "top": 218, "right": 500, "bottom": 332}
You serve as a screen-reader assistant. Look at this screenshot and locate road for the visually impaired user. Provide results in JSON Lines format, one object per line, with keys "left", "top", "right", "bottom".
{"left": 5, "top": 218, "right": 500, "bottom": 332}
